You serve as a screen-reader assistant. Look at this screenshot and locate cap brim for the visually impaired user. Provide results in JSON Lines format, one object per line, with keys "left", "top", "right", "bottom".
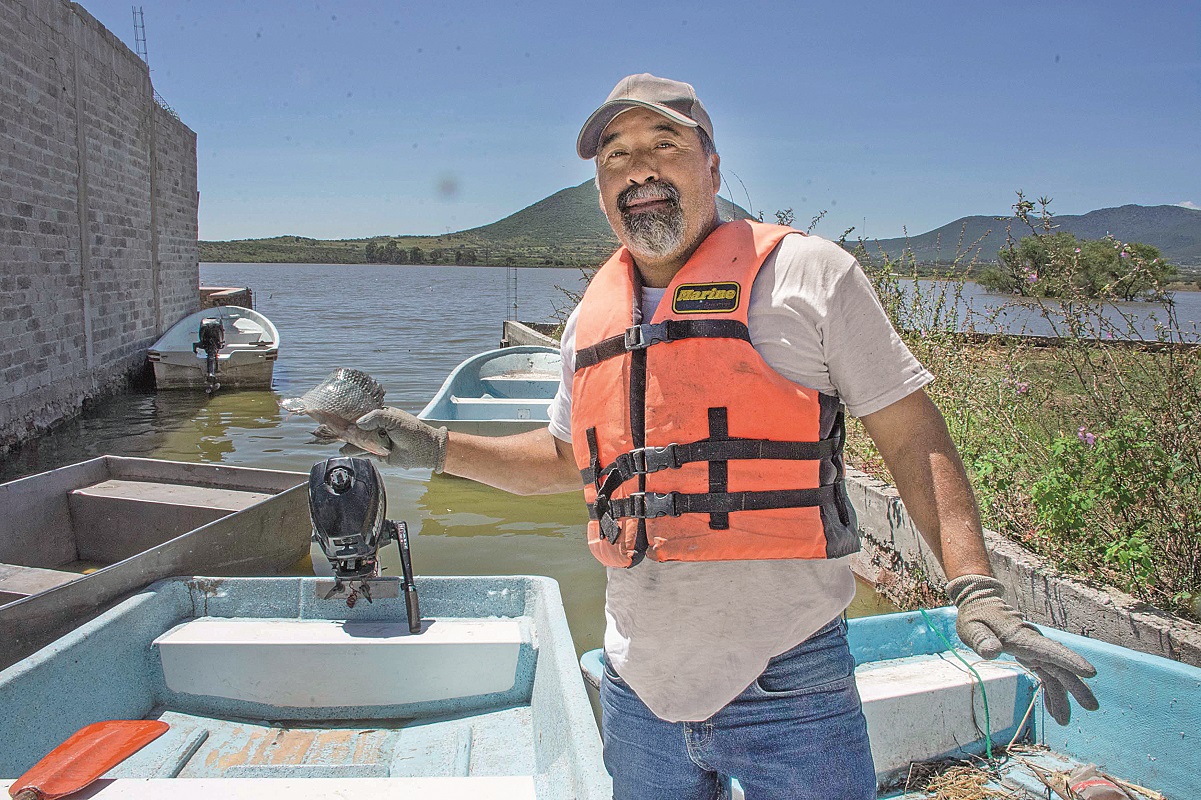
{"left": 576, "top": 100, "right": 699, "bottom": 159}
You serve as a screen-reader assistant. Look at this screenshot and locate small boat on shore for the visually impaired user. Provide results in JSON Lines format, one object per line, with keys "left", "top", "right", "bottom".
{"left": 0, "top": 574, "right": 610, "bottom": 799}
{"left": 418, "top": 346, "right": 561, "bottom": 436}
{"left": 582, "top": 608, "right": 1199, "bottom": 799}
{"left": 0, "top": 456, "right": 309, "bottom": 669}
{"left": 148, "top": 305, "right": 280, "bottom": 391}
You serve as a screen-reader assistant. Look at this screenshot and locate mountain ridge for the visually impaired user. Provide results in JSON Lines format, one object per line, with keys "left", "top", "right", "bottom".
{"left": 857, "top": 204, "right": 1201, "bottom": 269}
{"left": 199, "top": 185, "right": 1200, "bottom": 270}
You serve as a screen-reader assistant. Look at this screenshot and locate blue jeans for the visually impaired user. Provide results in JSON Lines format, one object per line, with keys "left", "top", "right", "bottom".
{"left": 600, "top": 617, "right": 876, "bottom": 800}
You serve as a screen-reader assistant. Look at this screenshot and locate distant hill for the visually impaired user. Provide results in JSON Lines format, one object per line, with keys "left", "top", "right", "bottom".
{"left": 853, "top": 204, "right": 1201, "bottom": 272}
{"left": 199, "top": 180, "right": 753, "bottom": 267}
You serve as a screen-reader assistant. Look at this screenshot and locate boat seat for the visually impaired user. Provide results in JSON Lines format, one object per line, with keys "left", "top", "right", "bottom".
{"left": 478, "top": 376, "right": 560, "bottom": 400}
{"left": 154, "top": 617, "right": 529, "bottom": 708}
{"left": 449, "top": 396, "right": 552, "bottom": 422}
{"left": 857, "top": 652, "right": 1032, "bottom": 783}
{"left": 0, "top": 562, "right": 79, "bottom": 603}
{"left": 73, "top": 479, "right": 272, "bottom": 512}
{"left": 68, "top": 480, "right": 274, "bottom": 563}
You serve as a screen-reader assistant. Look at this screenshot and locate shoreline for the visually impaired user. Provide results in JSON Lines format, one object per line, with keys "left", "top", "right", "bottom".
{"left": 200, "top": 262, "right": 1201, "bottom": 294}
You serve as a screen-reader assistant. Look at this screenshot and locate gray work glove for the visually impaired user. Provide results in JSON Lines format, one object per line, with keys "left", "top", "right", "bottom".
{"left": 349, "top": 407, "right": 448, "bottom": 471}
{"left": 947, "top": 574, "right": 1099, "bottom": 726}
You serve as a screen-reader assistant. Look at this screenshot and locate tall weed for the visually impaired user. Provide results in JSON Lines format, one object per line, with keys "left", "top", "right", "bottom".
{"left": 850, "top": 197, "right": 1201, "bottom": 616}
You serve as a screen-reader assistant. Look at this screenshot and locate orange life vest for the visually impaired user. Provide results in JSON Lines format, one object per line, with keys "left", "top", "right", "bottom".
{"left": 571, "top": 220, "right": 859, "bottom": 568}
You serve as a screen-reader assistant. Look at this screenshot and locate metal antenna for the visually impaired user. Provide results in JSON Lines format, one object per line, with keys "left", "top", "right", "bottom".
{"left": 507, "top": 265, "right": 518, "bottom": 321}
{"left": 131, "top": 7, "right": 179, "bottom": 119}
{"left": 132, "top": 7, "right": 148, "bottom": 63}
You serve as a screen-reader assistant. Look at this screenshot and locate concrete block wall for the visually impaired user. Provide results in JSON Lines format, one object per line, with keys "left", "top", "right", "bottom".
{"left": 0, "top": 0, "right": 198, "bottom": 452}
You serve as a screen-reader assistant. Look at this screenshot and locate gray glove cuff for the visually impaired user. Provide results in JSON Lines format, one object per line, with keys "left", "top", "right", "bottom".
{"left": 431, "top": 426, "right": 448, "bottom": 474}
{"left": 945, "top": 573, "right": 1004, "bottom": 605}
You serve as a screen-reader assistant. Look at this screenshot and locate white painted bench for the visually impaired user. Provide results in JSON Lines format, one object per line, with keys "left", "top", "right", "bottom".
{"left": 154, "top": 617, "right": 527, "bottom": 706}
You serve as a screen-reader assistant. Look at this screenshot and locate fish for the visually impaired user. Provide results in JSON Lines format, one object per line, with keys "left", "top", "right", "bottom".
{"left": 282, "top": 368, "right": 391, "bottom": 457}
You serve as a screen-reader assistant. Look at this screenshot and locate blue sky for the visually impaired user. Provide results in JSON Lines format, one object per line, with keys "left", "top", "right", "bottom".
{"left": 83, "top": 1, "right": 1200, "bottom": 242}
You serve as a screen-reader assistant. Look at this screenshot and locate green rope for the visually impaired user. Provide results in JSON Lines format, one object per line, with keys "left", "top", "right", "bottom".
{"left": 920, "top": 607, "right": 994, "bottom": 762}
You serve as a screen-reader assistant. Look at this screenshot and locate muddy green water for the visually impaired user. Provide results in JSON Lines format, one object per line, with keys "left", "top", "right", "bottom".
{"left": 1, "top": 263, "right": 895, "bottom": 659}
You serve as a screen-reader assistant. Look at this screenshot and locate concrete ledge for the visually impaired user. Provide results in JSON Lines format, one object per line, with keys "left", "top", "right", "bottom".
{"left": 201, "top": 286, "right": 253, "bottom": 309}
{"left": 501, "top": 320, "right": 558, "bottom": 349}
{"left": 845, "top": 468, "right": 1201, "bottom": 667}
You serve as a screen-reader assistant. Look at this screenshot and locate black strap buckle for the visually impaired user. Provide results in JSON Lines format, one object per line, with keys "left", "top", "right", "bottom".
{"left": 628, "top": 491, "right": 679, "bottom": 518}
{"left": 623, "top": 322, "right": 669, "bottom": 351}
{"left": 630, "top": 444, "right": 681, "bottom": 474}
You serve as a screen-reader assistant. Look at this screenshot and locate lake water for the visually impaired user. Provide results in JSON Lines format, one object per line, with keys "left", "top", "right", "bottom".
{"left": 887, "top": 277, "right": 1201, "bottom": 341}
{"left": 0, "top": 262, "right": 896, "bottom": 660}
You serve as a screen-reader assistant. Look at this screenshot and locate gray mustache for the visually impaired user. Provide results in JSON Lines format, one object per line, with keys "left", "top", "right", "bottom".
{"left": 618, "top": 182, "right": 681, "bottom": 212}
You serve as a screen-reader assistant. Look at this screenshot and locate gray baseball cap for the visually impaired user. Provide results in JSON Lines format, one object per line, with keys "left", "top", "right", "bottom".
{"left": 576, "top": 73, "right": 714, "bottom": 159}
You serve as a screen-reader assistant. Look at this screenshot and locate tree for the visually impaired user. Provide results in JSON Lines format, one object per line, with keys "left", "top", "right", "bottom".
{"left": 410, "top": 246, "right": 425, "bottom": 264}
{"left": 365, "top": 241, "right": 378, "bottom": 262}
{"left": 979, "top": 232, "right": 1176, "bottom": 300}
{"left": 381, "top": 239, "right": 399, "bottom": 264}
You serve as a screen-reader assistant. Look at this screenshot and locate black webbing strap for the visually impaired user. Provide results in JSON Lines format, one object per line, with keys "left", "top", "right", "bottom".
{"left": 574, "top": 319, "right": 751, "bottom": 372}
{"left": 578, "top": 436, "right": 841, "bottom": 486}
{"left": 587, "top": 486, "right": 838, "bottom": 521}
{"left": 708, "top": 408, "right": 729, "bottom": 530}
{"left": 627, "top": 277, "right": 649, "bottom": 566}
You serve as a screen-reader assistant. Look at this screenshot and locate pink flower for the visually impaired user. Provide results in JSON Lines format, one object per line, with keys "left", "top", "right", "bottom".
{"left": 1027, "top": 272, "right": 1038, "bottom": 284}
{"left": 1077, "top": 426, "right": 1096, "bottom": 447}
{"left": 1074, "top": 247, "right": 1081, "bottom": 253}
{"left": 1120, "top": 251, "right": 1129, "bottom": 259}
{"left": 1015, "top": 381, "right": 1029, "bottom": 395}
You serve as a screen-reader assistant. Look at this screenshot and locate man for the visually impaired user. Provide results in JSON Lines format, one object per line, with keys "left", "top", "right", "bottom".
{"left": 354, "top": 74, "right": 1098, "bottom": 799}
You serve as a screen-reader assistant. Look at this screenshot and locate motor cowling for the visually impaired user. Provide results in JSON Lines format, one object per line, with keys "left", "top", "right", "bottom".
{"left": 195, "top": 318, "right": 225, "bottom": 355}
{"left": 308, "top": 457, "right": 388, "bottom": 581}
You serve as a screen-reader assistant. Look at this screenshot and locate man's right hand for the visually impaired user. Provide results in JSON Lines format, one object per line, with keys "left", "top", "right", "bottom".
{"left": 353, "top": 407, "right": 448, "bottom": 471}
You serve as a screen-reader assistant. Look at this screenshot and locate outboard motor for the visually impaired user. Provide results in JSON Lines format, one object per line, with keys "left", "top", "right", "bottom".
{"left": 308, "top": 457, "right": 422, "bottom": 633}
{"left": 192, "top": 317, "right": 225, "bottom": 392}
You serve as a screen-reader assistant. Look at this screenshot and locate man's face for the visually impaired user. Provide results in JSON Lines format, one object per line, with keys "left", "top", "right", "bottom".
{"left": 594, "top": 107, "right": 721, "bottom": 264}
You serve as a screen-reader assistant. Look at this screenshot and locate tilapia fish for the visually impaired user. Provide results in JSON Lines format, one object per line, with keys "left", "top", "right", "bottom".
{"left": 281, "top": 368, "right": 391, "bottom": 456}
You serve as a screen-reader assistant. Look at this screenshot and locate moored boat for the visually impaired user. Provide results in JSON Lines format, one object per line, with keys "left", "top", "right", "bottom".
{"left": 0, "top": 456, "right": 309, "bottom": 669}
{"left": 582, "top": 608, "right": 1200, "bottom": 798}
{"left": 148, "top": 305, "right": 280, "bottom": 391}
{"left": 0, "top": 574, "right": 610, "bottom": 799}
{"left": 418, "top": 346, "right": 561, "bottom": 436}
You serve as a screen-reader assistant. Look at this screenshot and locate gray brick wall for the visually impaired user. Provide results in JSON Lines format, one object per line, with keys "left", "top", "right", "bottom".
{"left": 0, "top": 0, "right": 198, "bottom": 452}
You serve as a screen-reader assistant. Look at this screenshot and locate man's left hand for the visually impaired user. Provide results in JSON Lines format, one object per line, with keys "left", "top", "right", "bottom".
{"left": 947, "top": 574, "right": 1099, "bottom": 725}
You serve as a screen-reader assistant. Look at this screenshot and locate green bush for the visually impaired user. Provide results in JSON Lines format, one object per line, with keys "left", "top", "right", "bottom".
{"left": 849, "top": 195, "right": 1201, "bottom": 617}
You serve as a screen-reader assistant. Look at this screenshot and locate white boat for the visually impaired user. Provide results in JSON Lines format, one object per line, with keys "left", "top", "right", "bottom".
{"left": 0, "top": 456, "right": 309, "bottom": 669}
{"left": 0, "top": 575, "right": 610, "bottom": 799}
{"left": 582, "top": 609, "right": 1200, "bottom": 798}
{"left": 418, "top": 346, "right": 561, "bottom": 436}
{"left": 148, "top": 305, "right": 280, "bottom": 390}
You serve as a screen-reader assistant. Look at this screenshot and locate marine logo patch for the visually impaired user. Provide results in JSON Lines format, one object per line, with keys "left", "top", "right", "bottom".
{"left": 671, "top": 282, "right": 741, "bottom": 314}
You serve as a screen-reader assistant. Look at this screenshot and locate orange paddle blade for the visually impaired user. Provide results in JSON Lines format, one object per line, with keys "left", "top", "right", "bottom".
{"left": 10, "top": 720, "right": 168, "bottom": 800}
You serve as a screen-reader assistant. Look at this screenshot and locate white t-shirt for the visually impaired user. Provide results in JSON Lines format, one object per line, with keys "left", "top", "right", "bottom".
{"left": 548, "top": 232, "right": 933, "bottom": 722}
